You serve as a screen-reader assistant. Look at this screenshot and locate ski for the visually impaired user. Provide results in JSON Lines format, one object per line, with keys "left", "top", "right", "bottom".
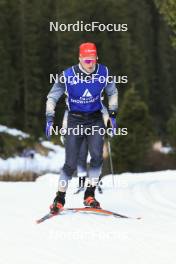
{"left": 65, "top": 207, "right": 141, "bottom": 219}
{"left": 36, "top": 212, "right": 59, "bottom": 224}
{"left": 36, "top": 207, "right": 141, "bottom": 224}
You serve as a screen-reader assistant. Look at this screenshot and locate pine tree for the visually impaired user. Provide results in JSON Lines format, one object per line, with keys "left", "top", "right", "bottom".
{"left": 154, "top": 0, "right": 176, "bottom": 47}
{"left": 112, "top": 86, "right": 153, "bottom": 172}
{"left": 0, "top": 0, "right": 22, "bottom": 126}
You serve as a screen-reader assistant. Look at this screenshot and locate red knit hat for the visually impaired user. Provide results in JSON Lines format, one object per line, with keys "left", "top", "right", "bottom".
{"left": 79, "top": 42, "right": 97, "bottom": 57}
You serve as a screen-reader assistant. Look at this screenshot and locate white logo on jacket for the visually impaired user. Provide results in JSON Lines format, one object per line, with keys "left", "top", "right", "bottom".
{"left": 82, "top": 89, "right": 92, "bottom": 98}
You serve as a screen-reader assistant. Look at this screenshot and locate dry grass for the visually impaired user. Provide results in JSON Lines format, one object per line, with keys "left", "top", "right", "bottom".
{"left": 0, "top": 172, "right": 39, "bottom": 181}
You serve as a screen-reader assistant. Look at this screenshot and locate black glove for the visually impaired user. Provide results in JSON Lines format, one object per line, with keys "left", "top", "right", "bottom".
{"left": 108, "top": 110, "right": 117, "bottom": 118}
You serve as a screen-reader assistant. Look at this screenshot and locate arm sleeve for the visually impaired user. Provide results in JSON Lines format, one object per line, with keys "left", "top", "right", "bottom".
{"left": 104, "top": 69, "right": 118, "bottom": 111}
{"left": 46, "top": 72, "right": 66, "bottom": 117}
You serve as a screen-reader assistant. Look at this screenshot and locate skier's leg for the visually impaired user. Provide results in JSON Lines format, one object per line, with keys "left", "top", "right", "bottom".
{"left": 87, "top": 118, "right": 104, "bottom": 186}
{"left": 58, "top": 113, "right": 85, "bottom": 192}
{"left": 51, "top": 115, "right": 84, "bottom": 213}
{"left": 84, "top": 117, "right": 105, "bottom": 208}
{"left": 58, "top": 132, "right": 83, "bottom": 192}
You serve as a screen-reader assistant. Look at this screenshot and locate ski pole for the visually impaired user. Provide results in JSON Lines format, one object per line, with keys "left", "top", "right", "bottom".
{"left": 107, "top": 136, "right": 115, "bottom": 188}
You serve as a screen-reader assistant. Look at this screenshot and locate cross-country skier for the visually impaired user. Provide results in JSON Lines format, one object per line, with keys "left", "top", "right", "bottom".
{"left": 46, "top": 42, "right": 118, "bottom": 213}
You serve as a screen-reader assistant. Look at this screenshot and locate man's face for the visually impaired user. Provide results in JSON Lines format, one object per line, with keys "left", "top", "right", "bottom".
{"left": 79, "top": 56, "right": 97, "bottom": 73}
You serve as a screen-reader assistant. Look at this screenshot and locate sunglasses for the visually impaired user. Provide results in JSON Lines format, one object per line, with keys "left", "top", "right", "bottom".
{"left": 82, "top": 59, "right": 97, "bottom": 64}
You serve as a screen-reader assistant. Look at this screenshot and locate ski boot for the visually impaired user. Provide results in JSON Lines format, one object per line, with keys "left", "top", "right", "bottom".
{"left": 84, "top": 185, "right": 101, "bottom": 208}
{"left": 50, "top": 191, "right": 65, "bottom": 214}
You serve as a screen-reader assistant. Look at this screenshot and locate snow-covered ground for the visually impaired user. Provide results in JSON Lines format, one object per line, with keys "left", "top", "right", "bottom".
{"left": 0, "top": 170, "right": 176, "bottom": 264}
{"left": 0, "top": 141, "right": 65, "bottom": 176}
{"left": 0, "top": 124, "right": 29, "bottom": 138}
{"left": 0, "top": 124, "right": 65, "bottom": 176}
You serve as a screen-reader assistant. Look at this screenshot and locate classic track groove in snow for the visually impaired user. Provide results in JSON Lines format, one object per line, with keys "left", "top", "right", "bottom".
{"left": 0, "top": 170, "right": 176, "bottom": 264}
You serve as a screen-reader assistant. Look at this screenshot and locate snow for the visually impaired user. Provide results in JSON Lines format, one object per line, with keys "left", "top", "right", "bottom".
{"left": 0, "top": 170, "right": 176, "bottom": 264}
{"left": 0, "top": 141, "right": 65, "bottom": 176}
{"left": 0, "top": 124, "right": 29, "bottom": 138}
{"left": 153, "top": 141, "right": 173, "bottom": 154}
{"left": 0, "top": 123, "right": 65, "bottom": 176}
{"left": 160, "top": 146, "right": 173, "bottom": 154}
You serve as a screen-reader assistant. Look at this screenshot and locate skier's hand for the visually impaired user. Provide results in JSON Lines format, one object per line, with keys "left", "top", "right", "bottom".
{"left": 107, "top": 110, "right": 118, "bottom": 137}
{"left": 45, "top": 116, "right": 54, "bottom": 139}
